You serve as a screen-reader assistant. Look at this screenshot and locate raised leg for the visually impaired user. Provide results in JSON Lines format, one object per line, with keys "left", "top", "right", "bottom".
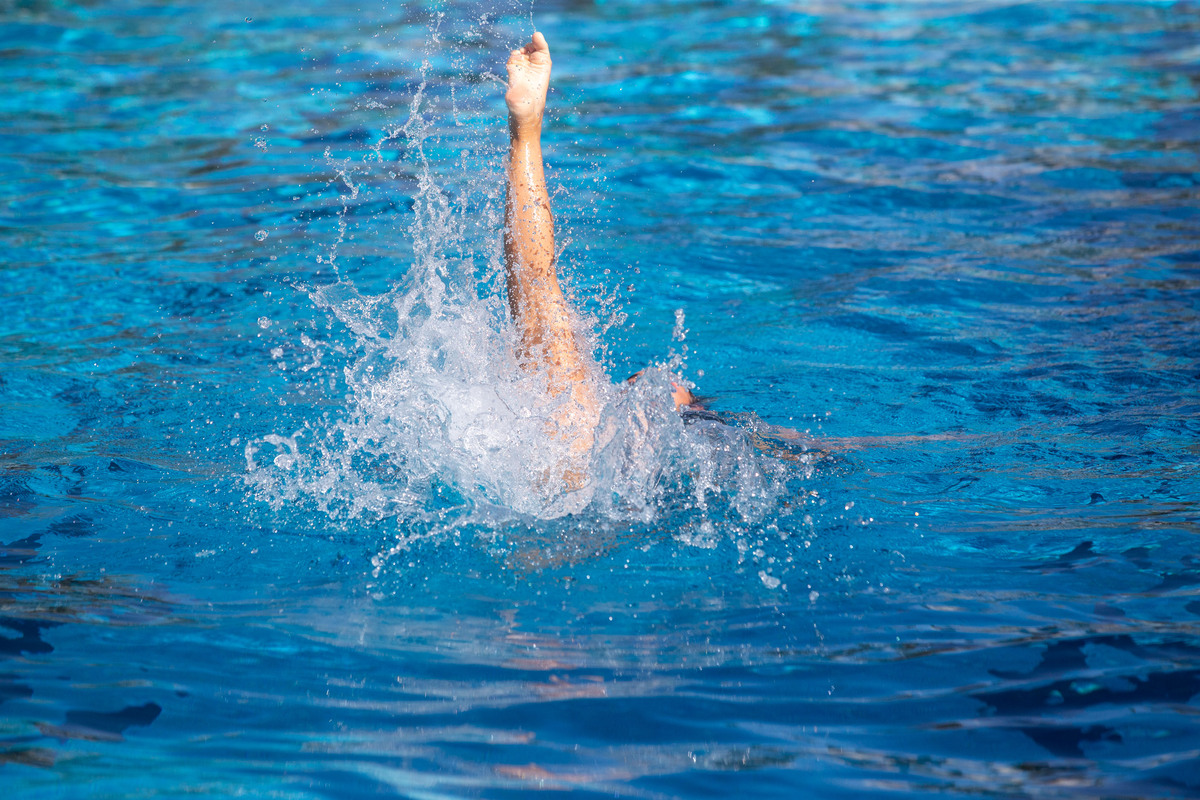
{"left": 504, "top": 32, "right": 599, "bottom": 461}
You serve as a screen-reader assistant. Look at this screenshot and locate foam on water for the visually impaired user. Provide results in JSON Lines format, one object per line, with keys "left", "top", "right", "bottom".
{"left": 243, "top": 34, "right": 812, "bottom": 545}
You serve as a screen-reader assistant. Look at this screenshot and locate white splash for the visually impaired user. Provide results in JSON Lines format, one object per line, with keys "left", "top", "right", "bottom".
{"left": 244, "top": 18, "right": 796, "bottom": 546}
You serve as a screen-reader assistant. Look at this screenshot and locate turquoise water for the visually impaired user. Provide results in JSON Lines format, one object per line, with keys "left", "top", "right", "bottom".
{"left": 3, "top": 0, "right": 1200, "bottom": 796}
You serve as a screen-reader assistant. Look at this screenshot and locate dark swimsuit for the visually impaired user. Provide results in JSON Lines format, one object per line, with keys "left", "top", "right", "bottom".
{"left": 680, "top": 407, "right": 724, "bottom": 425}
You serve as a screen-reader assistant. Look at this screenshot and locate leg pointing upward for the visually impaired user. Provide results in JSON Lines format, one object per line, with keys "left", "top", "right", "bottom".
{"left": 503, "top": 32, "right": 599, "bottom": 464}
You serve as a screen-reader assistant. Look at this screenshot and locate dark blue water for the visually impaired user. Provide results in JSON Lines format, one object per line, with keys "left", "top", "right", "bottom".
{"left": 2, "top": 0, "right": 1199, "bottom": 796}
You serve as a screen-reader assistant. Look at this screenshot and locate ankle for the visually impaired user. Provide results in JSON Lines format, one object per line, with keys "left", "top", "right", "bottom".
{"left": 509, "top": 117, "right": 543, "bottom": 141}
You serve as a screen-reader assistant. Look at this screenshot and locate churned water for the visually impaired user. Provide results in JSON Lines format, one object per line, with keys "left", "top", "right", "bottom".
{"left": 2, "top": 0, "right": 1199, "bottom": 797}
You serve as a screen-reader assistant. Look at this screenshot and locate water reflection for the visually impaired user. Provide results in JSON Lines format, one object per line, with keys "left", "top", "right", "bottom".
{"left": 0, "top": 523, "right": 172, "bottom": 769}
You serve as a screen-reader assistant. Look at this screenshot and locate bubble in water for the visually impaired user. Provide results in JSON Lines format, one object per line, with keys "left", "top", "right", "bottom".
{"left": 255, "top": 230, "right": 269, "bottom": 241}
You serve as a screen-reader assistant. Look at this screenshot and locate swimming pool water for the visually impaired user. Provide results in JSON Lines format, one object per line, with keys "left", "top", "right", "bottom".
{"left": 2, "top": 0, "right": 1199, "bottom": 796}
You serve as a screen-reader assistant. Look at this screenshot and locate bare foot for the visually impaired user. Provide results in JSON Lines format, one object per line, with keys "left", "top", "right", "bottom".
{"left": 505, "top": 32, "right": 551, "bottom": 136}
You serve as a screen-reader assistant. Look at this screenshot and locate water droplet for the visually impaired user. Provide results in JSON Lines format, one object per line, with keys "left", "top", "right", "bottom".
{"left": 758, "top": 571, "right": 781, "bottom": 590}
{"left": 255, "top": 229, "right": 269, "bottom": 241}
{"left": 257, "top": 317, "right": 271, "bottom": 329}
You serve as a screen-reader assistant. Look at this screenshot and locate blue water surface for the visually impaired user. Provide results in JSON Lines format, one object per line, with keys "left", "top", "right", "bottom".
{"left": 2, "top": 0, "right": 1199, "bottom": 797}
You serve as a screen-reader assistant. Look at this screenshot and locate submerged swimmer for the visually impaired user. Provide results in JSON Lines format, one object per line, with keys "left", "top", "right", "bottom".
{"left": 503, "top": 34, "right": 824, "bottom": 480}
{"left": 504, "top": 33, "right": 693, "bottom": 456}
